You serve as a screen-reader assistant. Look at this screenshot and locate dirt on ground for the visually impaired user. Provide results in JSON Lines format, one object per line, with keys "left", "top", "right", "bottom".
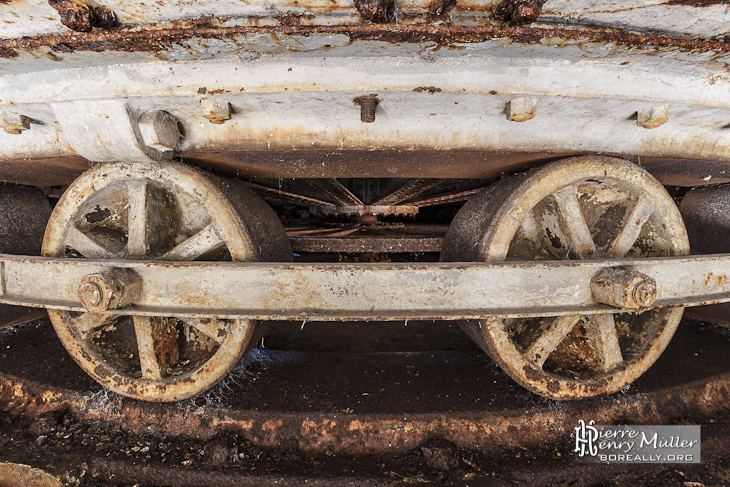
{"left": 0, "top": 317, "right": 729, "bottom": 487}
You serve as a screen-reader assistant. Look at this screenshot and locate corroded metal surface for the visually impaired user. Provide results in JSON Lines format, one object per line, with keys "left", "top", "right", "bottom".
{"left": 0, "top": 318, "right": 728, "bottom": 455}
{"left": 289, "top": 235, "right": 443, "bottom": 253}
{"left": 40, "top": 161, "right": 291, "bottom": 401}
{"left": 442, "top": 155, "right": 690, "bottom": 399}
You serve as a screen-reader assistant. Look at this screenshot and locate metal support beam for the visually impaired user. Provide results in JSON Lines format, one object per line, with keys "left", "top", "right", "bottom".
{"left": 1, "top": 254, "right": 730, "bottom": 320}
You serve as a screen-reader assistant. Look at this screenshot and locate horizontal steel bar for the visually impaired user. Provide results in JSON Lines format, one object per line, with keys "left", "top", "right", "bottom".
{"left": 1, "top": 254, "right": 730, "bottom": 321}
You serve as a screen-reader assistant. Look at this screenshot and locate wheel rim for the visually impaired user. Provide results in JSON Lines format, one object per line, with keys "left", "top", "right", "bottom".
{"left": 442, "top": 155, "right": 690, "bottom": 399}
{"left": 42, "top": 161, "right": 286, "bottom": 402}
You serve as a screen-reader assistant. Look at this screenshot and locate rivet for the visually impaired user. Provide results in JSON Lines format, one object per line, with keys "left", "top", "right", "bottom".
{"left": 506, "top": 97, "right": 537, "bottom": 122}
{"left": 637, "top": 105, "right": 669, "bottom": 129}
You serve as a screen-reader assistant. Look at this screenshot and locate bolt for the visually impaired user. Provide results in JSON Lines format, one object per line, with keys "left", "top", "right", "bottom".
{"left": 637, "top": 105, "right": 669, "bottom": 129}
{"left": 0, "top": 112, "right": 30, "bottom": 135}
{"left": 591, "top": 267, "right": 657, "bottom": 310}
{"left": 354, "top": 0, "right": 395, "bottom": 23}
{"left": 48, "top": 0, "right": 117, "bottom": 32}
{"left": 506, "top": 97, "right": 537, "bottom": 122}
{"left": 493, "top": 0, "right": 545, "bottom": 24}
{"left": 78, "top": 281, "right": 103, "bottom": 308}
{"left": 78, "top": 268, "right": 142, "bottom": 313}
{"left": 632, "top": 280, "right": 657, "bottom": 307}
{"left": 137, "top": 110, "right": 181, "bottom": 152}
{"left": 354, "top": 95, "right": 380, "bottom": 123}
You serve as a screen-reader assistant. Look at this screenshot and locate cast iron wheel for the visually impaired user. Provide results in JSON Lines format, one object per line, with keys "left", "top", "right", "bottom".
{"left": 42, "top": 161, "right": 291, "bottom": 402}
{"left": 441, "top": 155, "right": 690, "bottom": 399}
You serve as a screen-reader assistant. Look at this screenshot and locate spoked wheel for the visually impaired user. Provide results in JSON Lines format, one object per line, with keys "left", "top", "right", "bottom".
{"left": 441, "top": 156, "right": 690, "bottom": 399}
{"left": 42, "top": 162, "right": 291, "bottom": 402}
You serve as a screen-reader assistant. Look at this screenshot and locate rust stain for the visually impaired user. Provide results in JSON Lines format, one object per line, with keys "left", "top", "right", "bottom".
{"left": 667, "top": 0, "right": 730, "bottom": 5}
{"left": 274, "top": 11, "right": 315, "bottom": 26}
{"left": 1, "top": 23, "right": 729, "bottom": 58}
{"left": 48, "top": 0, "right": 117, "bottom": 33}
{"left": 413, "top": 86, "right": 442, "bottom": 93}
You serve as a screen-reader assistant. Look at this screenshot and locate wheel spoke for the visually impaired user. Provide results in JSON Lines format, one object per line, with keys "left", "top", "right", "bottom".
{"left": 551, "top": 186, "right": 596, "bottom": 259}
{"left": 584, "top": 313, "right": 624, "bottom": 371}
{"left": 162, "top": 223, "right": 225, "bottom": 261}
{"left": 373, "top": 179, "right": 445, "bottom": 206}
{"left": 307, "top": 179, "right": 364, "bottom": 206}
{"left": 133, "top": 316, "right": 179, "bottom": 380}
{"left": 178, "top": 317, "right": 229, "bottom": 344}
{"left": 65, "top": 226, "right": 115, "bottom": 259}
{"left": 127, "top": 180, "right": 148, "bottom": 259}
{"left": 75, "top": 312, "right": 115, "bottom": 335}
{"left": 525, "top": 314, "right": 582, "bottom": 368}
{"left": 607, "top": 195, "right": 654, "bottom": 257}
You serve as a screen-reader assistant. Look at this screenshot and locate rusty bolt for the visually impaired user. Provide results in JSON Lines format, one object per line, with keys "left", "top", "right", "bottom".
{"left": 637, "top": 105, "right": 669, "bottom": 129}
{"left": 0, "top": 112, "right": 31, "bottom": 135}
{"left": 354, "top": 0, "right": 396, "bottom": 23}
{"left": 78, "top": 268, "right": 142, "bottom": 313}
{"left": 632, "top": 280, "right": 657, "bottom": 307}
{"left": 78, "top": 281, "right": 103, "bottom": 307}
{"left": 48, "top": 0, "right": 117, "bottom": 33}
{"left": 591, "top": 267, "right": 657, "bottom": 310}
{"left": 354, "top": 95, "right": 380, "bottom": 123}
{"left": 200, "top": 97, "right": 232, "bottom": 125}
{"left": 506, "top": 97, "right": 537, "bottom": 122}
{"left": 138, "top": 110, "right": 181, "bottom": 152}
{"left": 493, "top": 0, "right": 545, "bottom": 24}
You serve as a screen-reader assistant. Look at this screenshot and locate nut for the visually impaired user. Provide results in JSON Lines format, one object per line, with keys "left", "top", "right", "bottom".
{"left": 591, "top": 267, "right": 657, "bottom": 310}
{"left": 137, "top": 110, "right": 181, "bottom": 152}
{"left": 78, "top": 268, "right": 142, "bottom": 312}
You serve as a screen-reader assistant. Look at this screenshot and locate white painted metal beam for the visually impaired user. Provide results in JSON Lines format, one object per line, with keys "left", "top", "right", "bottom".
{"left": 1, "top": 253, "right": 730, "bottom": 320}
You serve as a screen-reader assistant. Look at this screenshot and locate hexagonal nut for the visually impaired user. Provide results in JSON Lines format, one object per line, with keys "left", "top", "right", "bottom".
{"left": 591, "top": 267, "right": 657, "bottom": 310}
{"left": 505, "top": 97, "right": 537, "bottom": 122}
{"left": 0, "top": 111, "right": 31, "bottom": 135}
{"left": 78, "top": 268, "right": 142, "bottom": 312}
{"left": 137, "top": 110, "right": 181, "bottom": 152}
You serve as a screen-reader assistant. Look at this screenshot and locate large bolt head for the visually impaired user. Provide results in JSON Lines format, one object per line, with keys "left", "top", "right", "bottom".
{"left": 78, "top": 268, "right": 142, "bottom": 313}
{"left": 591, "top": 267, "right": 657, "bottom": 310}
{"left": 137, "top": 110, "right": 181, "bottom": 152}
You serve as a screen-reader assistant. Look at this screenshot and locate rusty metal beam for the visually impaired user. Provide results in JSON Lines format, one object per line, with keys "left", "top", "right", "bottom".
{"left": 2, "top": 253, "right": 730, "bottom": 320}
{"left": 289, "top": 235, "right": 442, "bottom": 253}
